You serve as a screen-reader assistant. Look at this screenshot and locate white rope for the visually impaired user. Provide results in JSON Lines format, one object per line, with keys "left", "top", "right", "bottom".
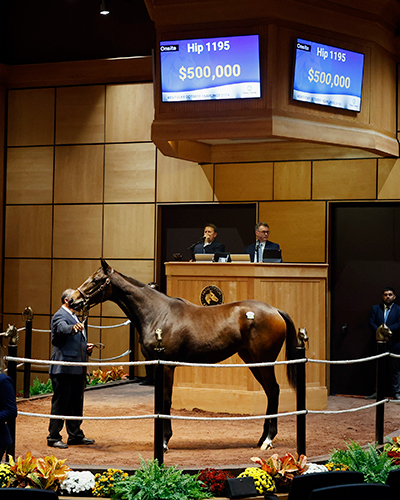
{"left": 308, "top": 399, "right": 388, "bottom": 414}
{"left": 5, "top": 356, "right": 156, "bottom": 367}
{"left": 308, "top": 352, "right": 388, "bottom": 364}
{"left": 159, "top": 358, "right": 306, "bottom": 368}
{"left": 31, "top": 320, "right": 131, "bottom": 334}
{"left": 18, "top": 409, "right": 306, "bottom": 421}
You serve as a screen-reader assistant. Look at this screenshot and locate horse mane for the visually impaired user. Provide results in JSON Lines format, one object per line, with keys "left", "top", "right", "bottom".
{"left": 112, "top": 269, "right": 187, "bottom": 304}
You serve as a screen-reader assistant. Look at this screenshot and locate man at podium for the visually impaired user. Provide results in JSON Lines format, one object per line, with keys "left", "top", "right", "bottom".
{"left": 244, "top": 222, "right": 282, "bottom": 262}
{"left": 193, "top": 223, "right": 225, "bottom": 254}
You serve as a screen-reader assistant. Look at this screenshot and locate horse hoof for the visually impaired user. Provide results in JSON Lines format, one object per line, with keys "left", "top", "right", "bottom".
{"left": 260, "top": 438, "right": 273, "bottom": 450}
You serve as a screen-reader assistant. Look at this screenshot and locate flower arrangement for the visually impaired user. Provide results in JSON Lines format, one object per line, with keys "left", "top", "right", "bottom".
{"left": 60, "top": 470, "right": 96, "bottom": 495}
{"left": 111, "top": 457, "right": 211, "bottom": 500}
{"left": 328, "top": 440, "right": 395, "bottom": 484}
{"left": 92, "top": 468, "right": 129, "bottom": 497}
{"left": 198, "top": 468, "right": 234, "bottom": 496}
{"left": 8, "top": 452, "right": 70, "bottom": 490}
{"left": 87, "top": 366, "right": 129, "bottom": 386}
{"left": 237, "top": 467, "right": 275, "bottom": 495}
{"left": 384, "top": 435, "right": 400, "bottom": 465}
{"left": 0, "top": 463, "right": 15, "bottom": 488}
{"left": 251, "top": 452, "right": 307, "bottom": 489}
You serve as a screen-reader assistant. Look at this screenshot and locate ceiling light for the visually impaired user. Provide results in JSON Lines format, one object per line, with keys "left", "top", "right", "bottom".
{"left": 100, "top": 0, "right": 109, "bottom": 15}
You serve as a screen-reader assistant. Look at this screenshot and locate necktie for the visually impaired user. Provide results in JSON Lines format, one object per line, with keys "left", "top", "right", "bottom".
{"left": 384, "top": 307, "right": 390, "bottom": 323}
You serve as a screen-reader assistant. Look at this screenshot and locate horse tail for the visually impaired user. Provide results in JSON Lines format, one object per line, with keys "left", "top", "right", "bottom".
{"left": 278, "top": 309, "right": 297, "bottom": 390}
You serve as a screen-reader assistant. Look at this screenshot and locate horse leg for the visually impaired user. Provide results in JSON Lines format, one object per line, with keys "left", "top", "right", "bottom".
{"left": 239, "top": 350, "right": 279, "bottom": 450}
{"left": 162, "top": 365, "right": 175, "bottom": 451}
{"left": 257, "top": 366, "right": 280, "bottom": 450}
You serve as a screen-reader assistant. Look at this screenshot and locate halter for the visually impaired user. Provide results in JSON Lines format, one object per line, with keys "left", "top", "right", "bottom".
{"left": 77, "top": 277, "right": 111, "bottom": 307}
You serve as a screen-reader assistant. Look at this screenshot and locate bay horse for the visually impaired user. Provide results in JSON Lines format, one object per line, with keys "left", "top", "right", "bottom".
{"left": 68, "top": 259, "right": 298, "bottom": 451}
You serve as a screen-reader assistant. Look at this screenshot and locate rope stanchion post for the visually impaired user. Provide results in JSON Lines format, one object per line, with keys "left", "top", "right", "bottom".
{"left": 6, "top": 325, "right": 19, "bottom": 460}
{"left": 153, "top": 328, "right": 165, "bottom": 464}
{"left": 129, "top": 323, "right": 136, "bottom": 380}
{"left": 376, "top": 339, "right": 389, "bottom": 444}
{"left": 22, "top": 307, "right": 34, "bottom": 399}
{"left": 295, "top": 328, "right": 307, "bottom": 456}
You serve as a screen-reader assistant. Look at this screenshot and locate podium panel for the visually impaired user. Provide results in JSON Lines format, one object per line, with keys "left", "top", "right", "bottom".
{"left": 165, "top": 262, "right": 328, "bottom": 413}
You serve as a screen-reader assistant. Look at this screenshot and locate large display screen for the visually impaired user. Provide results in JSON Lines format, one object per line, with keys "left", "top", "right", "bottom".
{"left": 293, "top": 38, "right": 365, "bottom": 112}
{"left": 159, "top": 35, "right": 261, "bottom": 102}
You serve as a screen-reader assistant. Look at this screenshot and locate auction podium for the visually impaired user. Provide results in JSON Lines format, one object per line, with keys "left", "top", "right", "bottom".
{"left": 165, "top": 262, "right": 328, "bottom": 414}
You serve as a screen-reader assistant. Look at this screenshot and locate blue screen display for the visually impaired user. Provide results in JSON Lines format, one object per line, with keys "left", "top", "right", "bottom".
{"left": 293, "top": 38, "right": 365, "bottom": 112}
{"left": 159, "top": 35, "right": 261, "bottom": 102}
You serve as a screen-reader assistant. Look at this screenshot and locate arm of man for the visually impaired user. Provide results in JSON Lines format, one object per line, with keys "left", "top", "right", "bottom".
{"left": 0, "top": 376, "right": 17, "bottom": 423}
{"left": 369, "top": 305, "right": 381, "bottom": 333}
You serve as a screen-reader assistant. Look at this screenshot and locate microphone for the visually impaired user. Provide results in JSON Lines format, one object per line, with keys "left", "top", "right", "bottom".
{"left": 187, "top": 237, "right": 206, "bottom": 250}
{"left": 255, "top": 241, "right": 260, "bottom": 263}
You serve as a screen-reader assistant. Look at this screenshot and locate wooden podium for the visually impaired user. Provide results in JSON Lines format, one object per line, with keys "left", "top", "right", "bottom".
{"left": 165, "top": 262, "right": 328, "bottom": 414}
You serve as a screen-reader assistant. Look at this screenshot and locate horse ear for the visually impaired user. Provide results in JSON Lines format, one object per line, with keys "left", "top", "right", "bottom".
{"left": 101, "top": 258, "right": 110, "bottom": 271}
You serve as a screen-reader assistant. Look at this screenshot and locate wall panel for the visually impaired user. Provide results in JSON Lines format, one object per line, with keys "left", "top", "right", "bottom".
{"left": 214, "top": 162, "right": 273, "bottom": 201}
{"left": 105, "top": 83, "right": 153, "bottom": 142}
{"left": 378, "top": 158, "right": 400, "bottom": 200}
{"left": 56, "top": 86, "right": 105, "bottom": 145}
{"left": 156, "top": 153, "right": 213, "bottom": 202}
{"left": 53, "top": 205, "right": 103, "bottom": 258}
{"left": 313, "top": 159, "right": 376, "bottom": 200}
{"left": 54, "top": 145, "right": 104, "bottom": 204}
{"left": 6, "top": 147, "right": 54, "bottom": 204}
{"left": 3, "top": 259, "right": 51, "bottom": 315}
{"left": 103, "top": 204, "right": 155, "bottom": 259}
{"left": 274, "top": 161, "right": 311, "bottom": 200}
{"left": 5, "top": 205, "right": 52, "bottom": 258}
{"left": 7, "top": 88, "right": 55, "bottom": 147}
{"left": 259, "top": 201, "right": 326, "bottom": 262}
{"left": 104, "top": 143, "right": 156, "bottom": 203}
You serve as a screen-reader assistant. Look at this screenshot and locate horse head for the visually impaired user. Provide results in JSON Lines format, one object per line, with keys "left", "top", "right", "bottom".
{"left": 68, "top": 259, "right": 113, "bottom": 313}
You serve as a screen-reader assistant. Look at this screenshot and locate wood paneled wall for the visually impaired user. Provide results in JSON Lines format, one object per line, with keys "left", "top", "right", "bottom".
{"left": 3, "top": 57, "right": 400, "bottom": 393}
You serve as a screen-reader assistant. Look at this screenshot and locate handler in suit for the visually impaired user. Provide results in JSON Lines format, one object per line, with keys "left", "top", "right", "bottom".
{"left": 369, "top": 287, "right": 400, "bottom": 399}
{"left": 244, "top": 222, "right": 282, "bottom": 262}
{"left": 0, "top": 346, "right": 17, "bottom": 461}
{"left": 193, "top": 223, "right": 225, "bottom": 255}
{"left": 47, "top": 288, "right": 95, "bottom": 449}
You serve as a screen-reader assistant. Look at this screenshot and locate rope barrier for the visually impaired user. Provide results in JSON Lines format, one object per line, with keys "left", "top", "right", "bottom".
{"left": 17, "top": 409, "right": 306, "bottom": 421}
{"left": 308, "top": 352, "right": 388, "bottom": 364}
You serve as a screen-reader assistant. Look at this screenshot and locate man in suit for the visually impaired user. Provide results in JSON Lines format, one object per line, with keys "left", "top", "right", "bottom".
{"left": 47, "top": 288, "right": 95, "bottom": 449}
{"left": 193, "top": 223, "right": 225, "bottom": 255}
{"left": 369, "top": 287, "right": 400, "bottom": 399}
{"left": 244, "top": 222, "right": 282, "bottom": 262}
{"left": 0, "top": 346, "right": 17, "bottom": 460}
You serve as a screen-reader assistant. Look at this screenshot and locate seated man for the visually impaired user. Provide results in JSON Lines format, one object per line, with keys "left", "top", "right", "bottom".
{"left": 193, "top": 223, "right": 225, "bottom": 255}
{"left": 244, "top": 222, "right": 281, "bottom": 262}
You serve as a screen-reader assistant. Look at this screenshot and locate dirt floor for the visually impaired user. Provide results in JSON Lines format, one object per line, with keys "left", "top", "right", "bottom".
{"left": 14, "top": 381, "right": 400, "bottom": 472}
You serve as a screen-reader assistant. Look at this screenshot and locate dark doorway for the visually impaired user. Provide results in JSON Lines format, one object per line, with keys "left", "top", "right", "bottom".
{"left": 157, "top": 203, "right": 257, "bottom": 292}
{"left": 330, "top": 202, "right": 400, "bottom": 396}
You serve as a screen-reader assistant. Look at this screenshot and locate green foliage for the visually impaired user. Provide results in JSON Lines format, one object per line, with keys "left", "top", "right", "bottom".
{"left": 0, "top": 463, "right": 16, "bottom": 488}
{"left": 111, "top": 457, "right": 211, "bottom": 500}
{"left": 30, "top": 378, "right": 53, "bottom": 396}
{"left": 329, "top": 440, "right": 395, "bottom": 484}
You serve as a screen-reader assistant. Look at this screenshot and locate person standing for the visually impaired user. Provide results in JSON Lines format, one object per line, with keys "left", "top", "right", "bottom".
{"left": 47, "top": 288, "right": 95, "bottom": 448}
{"left": 0, "top": 346, "right": 17, "bottom": 461}
{"left": 244, "top": 222, "right": 282, "bottom": 262}
{"left": 369, "top": 287, "right": 400, "bottom": 400}
{"left": 193, "top": 224, "right": 225, "bottom": 255}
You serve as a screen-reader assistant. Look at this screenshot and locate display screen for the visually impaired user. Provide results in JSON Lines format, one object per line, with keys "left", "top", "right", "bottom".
{"left": 293, "top": 38, "right": 365, "bottom": 112}
{"left": 159, "top": 35, "right": 261, "bottom": 102}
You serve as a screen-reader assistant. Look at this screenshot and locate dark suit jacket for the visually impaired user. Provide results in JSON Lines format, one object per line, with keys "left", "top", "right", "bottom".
{"left": 193, "top": 240, "right": 225, "bottom": 255}
{"left": 0, "top": 373, "right": 17, "bottom": 451}
{"left": 244, "top": 240, "right": 281, "bottom": 262}
{"left": 369, "top": 302, "right": 400, "bottom": 353}
{"left": 50, "top": 306, "right": 88, "bottom": 375}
